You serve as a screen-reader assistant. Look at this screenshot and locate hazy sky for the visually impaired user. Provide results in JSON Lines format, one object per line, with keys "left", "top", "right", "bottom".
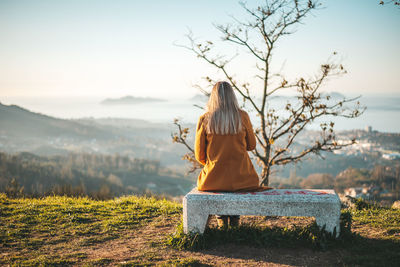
{"left": 0, "top": 0, "right": 399, "bottom": 99}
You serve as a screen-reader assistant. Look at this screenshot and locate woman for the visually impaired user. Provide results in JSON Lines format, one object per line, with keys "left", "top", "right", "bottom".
{"left": 194, "top": 81, "right": 267, "bottom": 228}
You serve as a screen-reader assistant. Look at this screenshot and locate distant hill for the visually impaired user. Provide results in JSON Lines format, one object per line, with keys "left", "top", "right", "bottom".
{"left": 101, "top": 96, "right": 166, "bottom": 105}
{"left": 0, "top": 102, "right": 112, "bottom": 140}
{"left": 0, "top": 102, "right": 189, "bottom": 170}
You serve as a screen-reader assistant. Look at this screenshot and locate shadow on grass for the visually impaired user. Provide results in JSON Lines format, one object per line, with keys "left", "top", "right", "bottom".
{"left": 166, "top": 211, "right": 400, "bottom": 267}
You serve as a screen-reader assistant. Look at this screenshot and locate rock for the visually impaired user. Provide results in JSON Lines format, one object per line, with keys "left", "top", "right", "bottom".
{"left": 392, "top": 201, "right": 400, "bottom": 209}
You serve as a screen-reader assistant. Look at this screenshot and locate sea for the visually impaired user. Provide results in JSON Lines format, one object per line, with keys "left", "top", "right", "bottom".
{"left": 1, "top": 95, "right": 399, "bottom": 133}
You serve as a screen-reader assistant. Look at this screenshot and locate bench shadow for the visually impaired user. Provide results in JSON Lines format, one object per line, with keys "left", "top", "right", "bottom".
{"left": 196, "top": 234, "right": 400, "bottom": 266}
{"left": 198, "top": 243, "right": 337, "bottom": 266}
{"left": 176, "top": 216, "right": 400, "bottom": 266}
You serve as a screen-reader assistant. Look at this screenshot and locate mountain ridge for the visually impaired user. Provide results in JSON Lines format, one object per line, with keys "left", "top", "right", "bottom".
{"left": 0, "top": 102, "right": 112, "bottom": 140}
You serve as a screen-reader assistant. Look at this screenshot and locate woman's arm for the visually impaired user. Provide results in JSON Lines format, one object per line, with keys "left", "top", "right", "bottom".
{"left": 194, "top": 116, "right": 207, "bottom": 165}
{"left": 243, "top": 111, "right": 257, "bottom": 151}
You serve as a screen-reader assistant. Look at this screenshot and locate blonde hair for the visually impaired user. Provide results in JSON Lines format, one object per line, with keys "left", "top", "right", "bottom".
{"left": 205, "top": 81, "right": 242, "bottom": 135}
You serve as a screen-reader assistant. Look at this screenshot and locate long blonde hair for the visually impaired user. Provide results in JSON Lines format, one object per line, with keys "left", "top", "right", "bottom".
{"left": 205, "top": 81, "right": 242, "bottom": 135}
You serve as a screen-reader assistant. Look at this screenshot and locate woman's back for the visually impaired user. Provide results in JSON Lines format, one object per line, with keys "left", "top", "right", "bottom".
{"left": 195, "top": 109, "right": 260, "bottom": 191}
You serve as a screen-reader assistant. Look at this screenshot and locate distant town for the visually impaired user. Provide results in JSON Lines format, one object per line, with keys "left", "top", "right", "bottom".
{"left": 335, "top": 126, "right": 400, "bottom": 159}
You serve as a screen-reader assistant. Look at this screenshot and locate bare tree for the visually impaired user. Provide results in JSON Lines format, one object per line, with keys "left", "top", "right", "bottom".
{"left": 172, "top": 0, "right": 364, "bottom": 186}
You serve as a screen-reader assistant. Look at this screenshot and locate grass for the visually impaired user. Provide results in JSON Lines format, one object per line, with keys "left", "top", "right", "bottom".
{"left": 1, "top": 193, "right": 399, "bottom": 266}
{"left": 0, "top": 193, "right": 181, "bottom": 266}
{"left": 351, "top": 206, "right": 400, "bottom": 235}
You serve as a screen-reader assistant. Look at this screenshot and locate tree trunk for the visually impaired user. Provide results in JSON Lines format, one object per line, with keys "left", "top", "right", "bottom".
{"left": 259, "top": 144, "right": 271, "bottom": 186}
{"left": 260, "top": 165, "right": 271, "bottom": 186}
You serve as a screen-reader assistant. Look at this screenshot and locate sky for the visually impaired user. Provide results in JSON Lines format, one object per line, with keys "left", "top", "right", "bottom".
{"left": 0, "top": 0, "right": 399, "bottom": 100}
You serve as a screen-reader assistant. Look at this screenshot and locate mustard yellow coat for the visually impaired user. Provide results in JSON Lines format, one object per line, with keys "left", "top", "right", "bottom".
{"left": 194, "top": 110, "right": 260, "bottom": 191}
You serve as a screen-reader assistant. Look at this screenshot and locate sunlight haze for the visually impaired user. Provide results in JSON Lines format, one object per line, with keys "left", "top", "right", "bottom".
{"left": 0, "top": 0, "right": 398, "bottom": 99}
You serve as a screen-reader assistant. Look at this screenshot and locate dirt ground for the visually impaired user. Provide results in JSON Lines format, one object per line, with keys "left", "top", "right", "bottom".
{"left": 79, "top": 215, "right": 351, "bottom": 266}
{"left": 2, "top": 214, "right": 396, "bottom": 266}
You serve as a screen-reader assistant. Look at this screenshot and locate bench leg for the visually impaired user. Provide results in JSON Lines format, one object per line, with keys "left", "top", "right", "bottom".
{"left": 315, "top": 216, "right": 340, "bottom": 238}
{"left": 183, "top": 199, "right": 209, "bottom": 234}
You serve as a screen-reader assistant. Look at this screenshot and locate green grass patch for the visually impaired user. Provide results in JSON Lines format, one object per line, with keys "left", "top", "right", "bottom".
{"left": 79, "top": 234, "right": 117, "bottom": 246}
{"left": 0, "top": 193, "right": 181, "bottom": 265}
{"left": 351, "top": 206, "right": 400, "bottom": 236}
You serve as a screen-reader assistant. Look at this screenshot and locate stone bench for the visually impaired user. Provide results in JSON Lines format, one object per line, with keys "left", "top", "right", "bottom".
{"left": 183, "top": 188, "right": 341, "bottom": 237}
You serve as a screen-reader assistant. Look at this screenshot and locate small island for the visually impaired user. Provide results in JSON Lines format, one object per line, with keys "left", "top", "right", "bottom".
{"left": 100, "top": 96, "right": 166, "bottom": 105}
